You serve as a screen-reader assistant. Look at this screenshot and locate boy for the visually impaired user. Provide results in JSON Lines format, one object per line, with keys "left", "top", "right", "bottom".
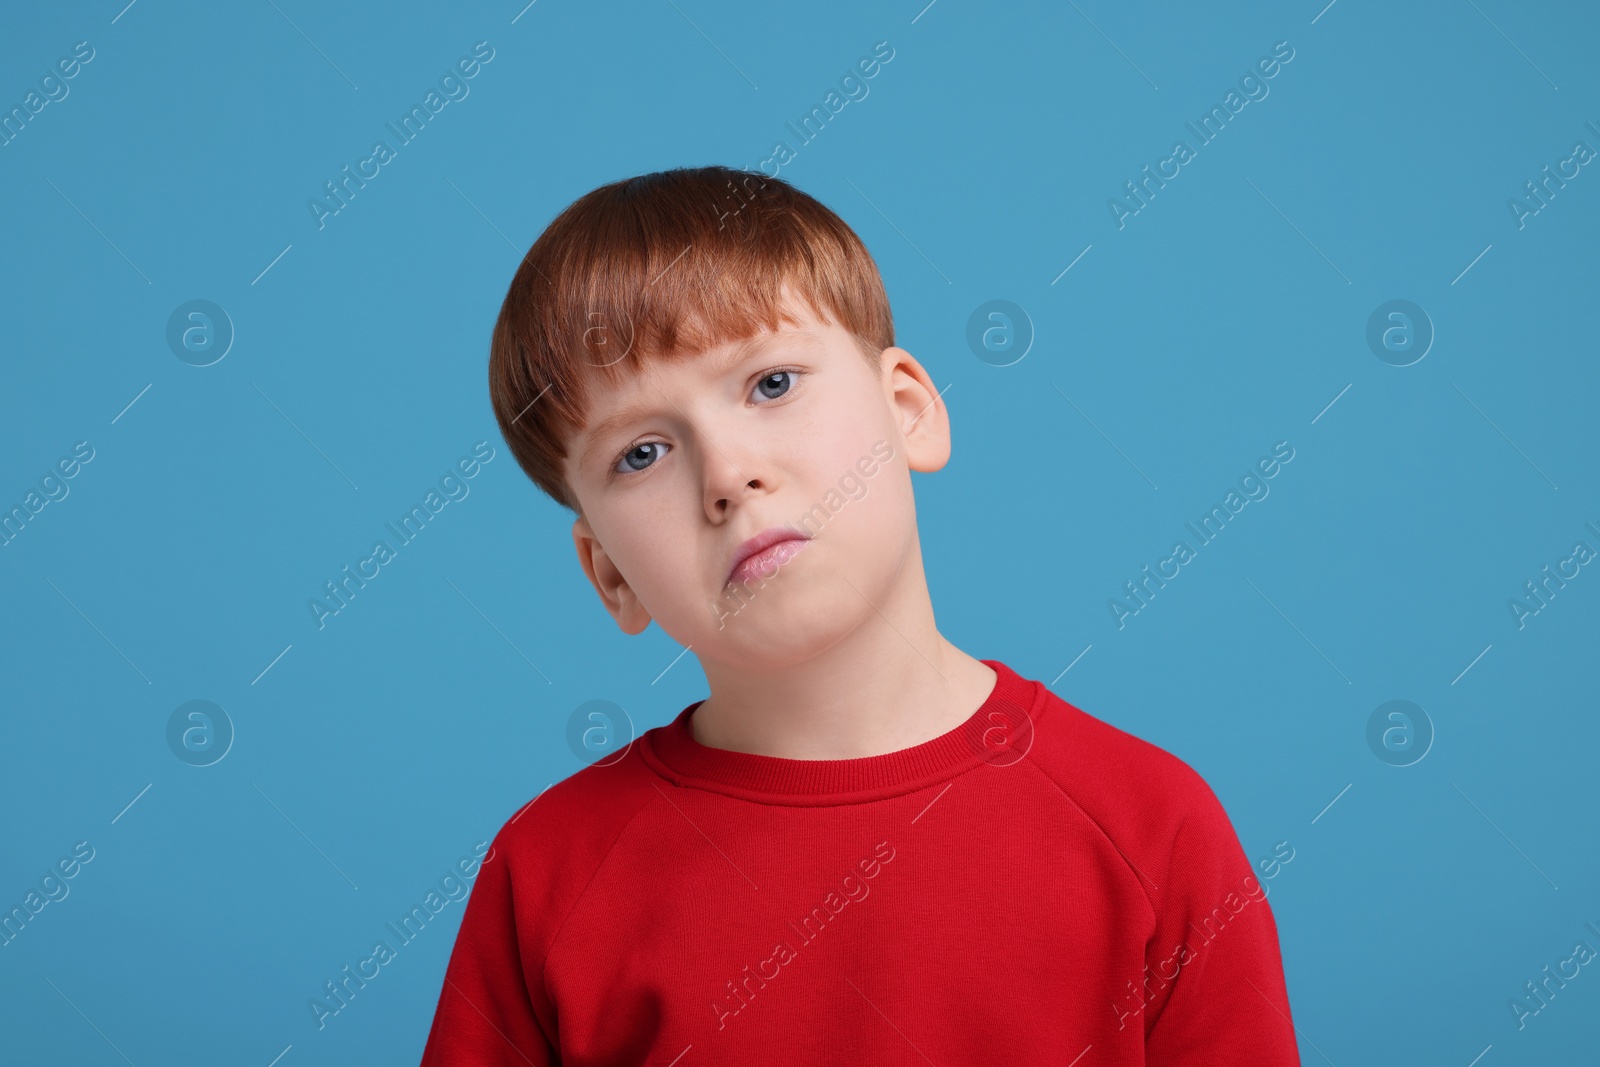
{"left": 420, "top": 166, "right": 1301, "bottom": 1064}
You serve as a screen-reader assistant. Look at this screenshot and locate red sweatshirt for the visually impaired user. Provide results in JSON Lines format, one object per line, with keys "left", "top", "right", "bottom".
{"left": 419, "top": 659, "right": 1301, "bottom": 1065}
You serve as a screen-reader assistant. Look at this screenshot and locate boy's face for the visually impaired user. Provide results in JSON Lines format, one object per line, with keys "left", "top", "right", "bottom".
{"left": 563, "top": 289, "right": 950, "bottom": 671}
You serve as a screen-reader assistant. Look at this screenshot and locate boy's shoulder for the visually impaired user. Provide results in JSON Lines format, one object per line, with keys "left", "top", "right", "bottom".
{"left": 1032, "top": 680, "right": 1220, "bottom": 813}
{"left": 1028, "top": 679, "right": 1245, "bottom": 896}
{"left": 488, "top": 738, "right": 662, "bottom": 874}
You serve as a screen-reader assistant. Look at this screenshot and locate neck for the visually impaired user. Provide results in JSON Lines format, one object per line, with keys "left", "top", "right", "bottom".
{"left": 689, "top": 543, "right": 996, "bottom": 760}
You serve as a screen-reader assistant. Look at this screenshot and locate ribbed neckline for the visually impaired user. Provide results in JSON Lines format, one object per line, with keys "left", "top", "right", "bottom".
{"left": 639, "top": 659, "right": 1043, "bottom": 806}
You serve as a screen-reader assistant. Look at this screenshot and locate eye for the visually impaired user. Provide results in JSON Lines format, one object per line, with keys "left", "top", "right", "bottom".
{"left": 612, "top": 440, "right": 668, "bottom": 476}
{"left": 607, "top": 367, "right": 805, "bottom": 479}
{"left": 753, "top": 368, "right": 798, "bottom": 401}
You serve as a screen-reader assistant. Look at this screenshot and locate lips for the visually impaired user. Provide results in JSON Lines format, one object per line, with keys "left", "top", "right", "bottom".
{"left": 726, "top": 525, "right": 812, "bottom": 586}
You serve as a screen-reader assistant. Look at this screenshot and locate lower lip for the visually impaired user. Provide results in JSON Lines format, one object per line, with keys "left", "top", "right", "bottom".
{"left": 729, "top": 539, "right": 810, "bottom": 586}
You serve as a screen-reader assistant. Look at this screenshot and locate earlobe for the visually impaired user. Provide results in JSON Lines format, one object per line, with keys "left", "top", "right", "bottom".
{"left": 571, "top": 517, "right": 654, "bottom": 634}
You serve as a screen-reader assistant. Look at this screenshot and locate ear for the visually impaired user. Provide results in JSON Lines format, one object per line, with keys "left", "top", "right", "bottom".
{"left": 571, "top": 514, "right": 653, "bottom": 635}
{"left": 877, "top": 346, "right": 951, "bottom": 474}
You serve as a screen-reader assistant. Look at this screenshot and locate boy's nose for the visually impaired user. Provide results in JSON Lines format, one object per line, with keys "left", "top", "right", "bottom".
{"left": 701, "top": 439, "right": 771, "bottom": 518}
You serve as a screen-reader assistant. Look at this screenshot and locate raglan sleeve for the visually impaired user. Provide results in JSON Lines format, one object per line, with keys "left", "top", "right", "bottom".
{"left": 1140, "top": 776, "right": 1301, "bottom": 1065}
{"left": 419, "top": 828, "right": 559, "bottom": 1066}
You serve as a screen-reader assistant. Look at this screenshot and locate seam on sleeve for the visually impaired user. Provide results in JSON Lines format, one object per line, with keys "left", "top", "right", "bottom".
{"left": 536, "top": 784, "right": 663, "bottom": 1005}
{"left": 1020, "top": 757, "right": 1164, "bottom": 925}
{"left": 1140, "top": 804, "right": 1192, "bottom": 1033}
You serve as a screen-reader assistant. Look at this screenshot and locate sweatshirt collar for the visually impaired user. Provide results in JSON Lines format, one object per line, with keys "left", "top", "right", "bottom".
{"left": 639, "top": 659, "right": 1043, "bottom": 805}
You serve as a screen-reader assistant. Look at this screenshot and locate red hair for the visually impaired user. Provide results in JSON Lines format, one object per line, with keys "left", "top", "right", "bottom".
{"left": 488, "top": 166, "right": 895, "bottom": 513}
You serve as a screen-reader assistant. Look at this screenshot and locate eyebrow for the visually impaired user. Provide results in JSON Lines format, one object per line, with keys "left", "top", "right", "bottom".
{"left": 576, "top": 330, "right": 820, "bottom": 471}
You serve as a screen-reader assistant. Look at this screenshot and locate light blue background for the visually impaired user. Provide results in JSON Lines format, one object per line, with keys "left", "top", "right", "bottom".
{"left": 3, "top": 1, "right": 1597, "bottom": 1063}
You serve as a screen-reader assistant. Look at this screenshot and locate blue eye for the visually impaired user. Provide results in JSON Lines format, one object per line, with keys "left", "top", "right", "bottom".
{"left": 608, "top": 367, "right": 804, "bottom": 478}
{"left": 614, "top": 440, "right": 668, "bottom": 475}
{"left": 755, "top": 369, "right": 794, "bottom": 399}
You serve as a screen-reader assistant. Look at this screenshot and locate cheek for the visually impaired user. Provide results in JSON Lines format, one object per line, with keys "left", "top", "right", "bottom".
{"left": 857, "top": 461, "right": 913, "bottom": 537}
{"left": 633, "top": 512, "right": 691, "bottom": 586}
{"left": 808, "top": 434, "right": 909, "bottom": 544}
{"left": 812, "top": 434, "right": 868, "bottom": 487}
{"left": 806, "top": 392, "right": 889, "bottom": 476}
{"left": 592, "top": 505, "right": 679, "bottom": 594}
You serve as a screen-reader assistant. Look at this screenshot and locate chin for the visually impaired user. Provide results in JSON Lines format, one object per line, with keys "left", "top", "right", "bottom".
{"left": 693, "top": 590, "right": 864, "bottom": 669}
